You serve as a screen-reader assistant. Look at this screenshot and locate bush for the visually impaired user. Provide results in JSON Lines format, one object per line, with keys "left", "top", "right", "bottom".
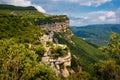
{"left": 51, "top": 46, "right": 68, "bottom": 58}
{"left": 0, "top": 38, "right": 58, "bottom": 80}
{"left": 46, "top": 41, "right": 53, "bottom": 47}
{"left": 34, "top": 45, "right": 45, "bottom": 56}
{"left": 89, "top": 59, "right": 120, "bottom": 80}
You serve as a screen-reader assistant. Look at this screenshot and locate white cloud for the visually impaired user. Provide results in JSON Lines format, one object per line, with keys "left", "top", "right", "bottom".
{"left": 107, "top": 18, "right": 117, "bottom": 23}
{"left": 89, "top": 11, "right": 116, "bottom": 18}
{"left": 99, "top": 16, "right": 106, "bottom": 21}
{"left": 70, "top": 10, "right": 119, "bottom": 26}
{"left": 1, "top": 0, "right": 31, "bottom": 6}
{"left": 52, "top": 0, "right": 112, "bottom": 7}
{"left": 106, "top": 11, "right": 115, "bottom": 17}
{"left": 0, "top": 0, "right": 46, "bottom": 13}
{"left": 70, "top": 19, "right": 83, "bottom": 26}
{"left": 32, "top": 5, "right": 46, "bottom": 13}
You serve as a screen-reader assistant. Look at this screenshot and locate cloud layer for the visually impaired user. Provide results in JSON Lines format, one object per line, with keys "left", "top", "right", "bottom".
{"left": 0, "top": 0, "right": 46, "bottom": 13}
{"left": 70, "top": 8, "right": 120, "bottom": 26}
{"left": 52, "top": 0, "right": 112, "bottom": 7}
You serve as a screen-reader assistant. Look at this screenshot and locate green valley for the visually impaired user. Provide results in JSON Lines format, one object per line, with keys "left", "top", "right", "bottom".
{"left": 70, "top": 24, "right": 120, "bottom": 47}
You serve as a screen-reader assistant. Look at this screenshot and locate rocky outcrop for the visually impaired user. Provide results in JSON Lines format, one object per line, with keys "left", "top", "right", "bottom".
{"left": 39, "top": 20, "right": 69, "bottom": 32}
{"left": 39, "top": 15, "right": 72, "bottom": 78}
{"left": 40, "top": 32, "right": 71, "bottom": 78}
{"left": 38, "top": 15, "right": 69, "bottom": 32}
{"left": 42, "top": 44, "right": 71, "bottom": 77}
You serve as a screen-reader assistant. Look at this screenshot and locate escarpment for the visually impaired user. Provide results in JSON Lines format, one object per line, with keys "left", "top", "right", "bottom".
{"left": 37, "top": 15, "right": 74, "bottom": 77}
{"left": 37, "top": 15, "right": 69, "bottom": 32}
{"left": 40, "top": 31, "right": 72, "bottom": 77}
{"left": 40, "top": 20, "right": 69, "bottom": 32}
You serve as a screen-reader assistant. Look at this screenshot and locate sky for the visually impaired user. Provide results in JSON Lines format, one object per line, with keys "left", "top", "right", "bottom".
{"left": 0, "top": 0, "right": 120, "bottom": 26}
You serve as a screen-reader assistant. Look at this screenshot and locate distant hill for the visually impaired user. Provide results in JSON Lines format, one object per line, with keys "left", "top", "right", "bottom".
{"left": 70, "top": 24, "right": 120, "bottom": 46}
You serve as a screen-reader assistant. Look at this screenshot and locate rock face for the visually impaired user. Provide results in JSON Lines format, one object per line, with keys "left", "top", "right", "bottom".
{"left": 39, "top": 20, "right": 69, "bottom": 32}
{"left": 40, "top": 32, "right": 71, "bottom": 77}
{"left": 42, "top": 44, "right": 71, "bottom": 77}
{"left": 39, "top": 15, "right": 72, "bottom": 78}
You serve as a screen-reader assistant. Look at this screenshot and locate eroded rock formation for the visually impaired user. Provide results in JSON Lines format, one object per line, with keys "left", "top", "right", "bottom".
{"left": 40, "top": 32, "right": 71, "bottom": 77}
{"left": 40, "top": 20, "right": 69, "bottom": 32}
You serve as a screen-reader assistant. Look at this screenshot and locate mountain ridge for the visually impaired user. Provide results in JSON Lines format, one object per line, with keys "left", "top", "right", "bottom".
{"left": 70, "top": 24, "right": 120, "bottom": 46}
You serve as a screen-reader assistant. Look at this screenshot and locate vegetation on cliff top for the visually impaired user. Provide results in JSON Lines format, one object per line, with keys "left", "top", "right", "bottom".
{"left": 0, "top": 13, "right": 58, "bottom": 80}
{"left": 0, "top": 4, "right": 69, "bottom": 25}
{"left": 0, "top": 4, "right": 37, "bottom": 10}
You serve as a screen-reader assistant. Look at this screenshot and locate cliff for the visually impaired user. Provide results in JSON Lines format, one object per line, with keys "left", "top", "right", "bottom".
{"left": 38, "top": 15, "right": 69, "bottom": 32}
{"left": 37, "top": 14, "right": 73, "bottom": 77}
{"left": 40, "top": 20, "right": 69, "bottom": 32}
{"left": 40, "top": 31, "right": 72, "bottom": 77}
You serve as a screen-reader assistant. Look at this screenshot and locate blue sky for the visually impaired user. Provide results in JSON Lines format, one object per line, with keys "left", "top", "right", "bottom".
{"left": 0, "top": 0, "right": 120, "bottom": 26}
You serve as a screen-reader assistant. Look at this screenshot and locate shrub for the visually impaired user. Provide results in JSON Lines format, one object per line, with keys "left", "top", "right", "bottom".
{"left": 46, "top": 41, "right": 53, "bottom": 47}
{"left": 34, "top": 45, "right": 45, "bottom": 56}
{"left": 51, "top": 46, "right": 68, "bottom": 58}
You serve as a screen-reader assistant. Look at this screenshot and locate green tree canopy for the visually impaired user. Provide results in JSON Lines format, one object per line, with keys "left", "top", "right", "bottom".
{"left": 0, "top": 39, "right": 57, "bottom": 80}
{"left": 90, "top": 59, "right": 120, "bottom": 80}
{"left": 100, "top": 32, "right": 120, "bottom": 64}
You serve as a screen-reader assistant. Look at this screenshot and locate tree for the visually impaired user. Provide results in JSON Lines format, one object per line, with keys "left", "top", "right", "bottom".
{"left": 90, "top": 59, "right": 120, "bottom": 80}
{"left": 0, "top": 39, "right": 57, "bottom": 80}
{"left": 99, "top": 32, "right": 120, "bottom": 64}
{"left": 68, "top": 71, "right": 90, "bottom": 80}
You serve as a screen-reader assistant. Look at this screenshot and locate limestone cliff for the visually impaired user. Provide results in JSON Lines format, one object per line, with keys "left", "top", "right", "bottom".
{"left": 38, "top": 15, "right": 69, "bottom": 32}
{"left": 38, "top": 15, "right": 76, "bottom": 78}
{"left": 40, "top": 31, "right": 72, "bottom": 77}
{"left": 40, "top": 20, "right": 69, "bottom": 32}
